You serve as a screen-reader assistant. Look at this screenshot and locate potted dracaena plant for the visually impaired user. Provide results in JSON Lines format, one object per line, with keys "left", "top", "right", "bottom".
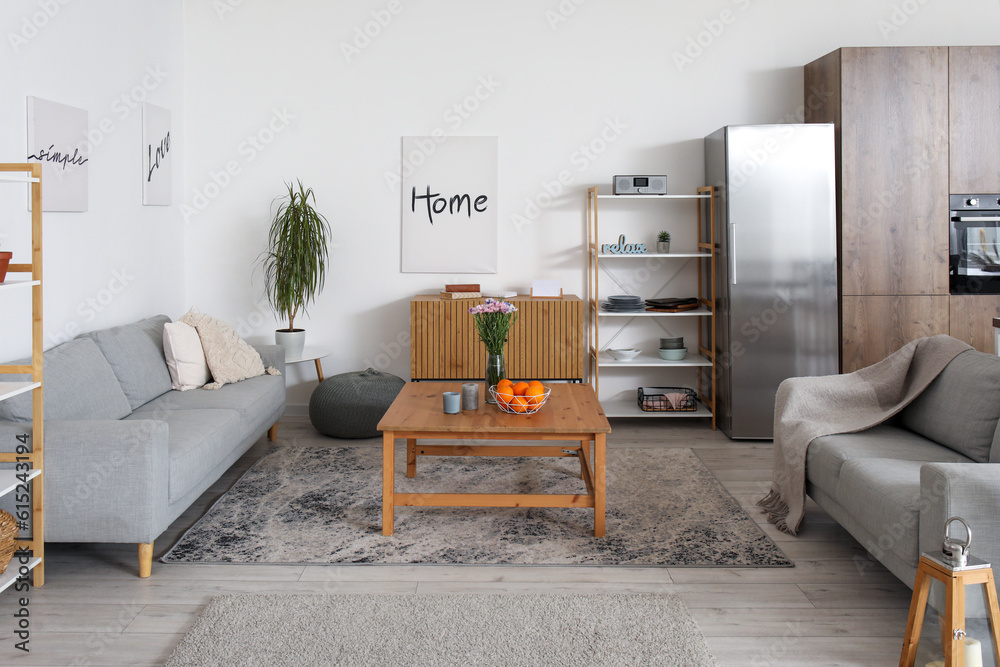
{"left": 258, "top": 180, "right": 332, "bottom": 361}
{"left": 656, "top": 231, "right": 670, "bottom": 254}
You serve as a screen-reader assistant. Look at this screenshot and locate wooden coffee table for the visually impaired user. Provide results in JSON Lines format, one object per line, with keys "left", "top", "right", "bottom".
{"left": 377, "top": 382, "right": 612, "bottom": 537}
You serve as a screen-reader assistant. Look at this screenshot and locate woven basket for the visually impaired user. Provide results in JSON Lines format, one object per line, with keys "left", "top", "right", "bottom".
{"left": 0, "top": 509, "right": 18, "bottom": 574}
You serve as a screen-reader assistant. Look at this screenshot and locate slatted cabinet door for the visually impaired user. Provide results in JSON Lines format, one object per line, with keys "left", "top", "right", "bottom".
{"left": 410, "top": 295, "right": 583, "bottom": 381}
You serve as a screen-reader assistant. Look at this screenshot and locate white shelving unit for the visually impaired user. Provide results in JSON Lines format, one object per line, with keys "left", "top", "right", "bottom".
{"left": 0, "top": 280, "right": 40, "bottom": 292}
{"left": 0, "top": 162, "right": 44, "bottom": 587}
{"left": 587, "top": 186, "right": 717, "bottom": 428}
{"left": 0, "top": 470, "right": 41, "bottom": 498}
{"left": 0, "top": 557, "right": 40, "bottom": 594}
{"left": 0, "top": 382, "right": 41, "bottom": 403}
{"left": 597, "top": 352, "right": 714, "bottom": 368}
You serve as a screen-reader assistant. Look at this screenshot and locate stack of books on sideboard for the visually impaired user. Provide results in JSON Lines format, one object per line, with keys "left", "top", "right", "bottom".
{"left": 439, "top": 284, "right": 481, "bottom": 299}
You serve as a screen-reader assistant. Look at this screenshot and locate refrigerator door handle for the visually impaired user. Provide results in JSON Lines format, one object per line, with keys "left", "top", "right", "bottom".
{"left": 729, "top": 223, "right": 737, "bottom": 285}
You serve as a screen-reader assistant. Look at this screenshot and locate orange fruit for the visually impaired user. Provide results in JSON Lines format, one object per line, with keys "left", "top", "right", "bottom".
{"left": 509, "top": 396, "right": 528, "bottom": 413}
{"left": 495, "top": 386, "right": 514, "bottom": 406}
{"left": 512, "top": 381, "right": 529, "bottom": 396}
{"left": 496, "top": 379, "right": 513, "bottom": 389}
{"left": 528, "top": 380, "right": 543, "bottom": 390}
{"left": 525, "top": 385, "right": 545, "bottom": 407}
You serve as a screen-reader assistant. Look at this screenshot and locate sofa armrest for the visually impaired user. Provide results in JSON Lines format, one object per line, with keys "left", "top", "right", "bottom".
{"left": 254, "top": 344, "right": 285, "bottom": 375}
{"left": 2, "top": 419, "right": 171, "bottom": 544}
{"left": 920, "top": 463, "right": 1000, "bottom": 565}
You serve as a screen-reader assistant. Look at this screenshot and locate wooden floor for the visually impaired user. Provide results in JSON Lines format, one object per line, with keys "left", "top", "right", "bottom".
{"left": 0, "top": 417, "right": 925, "bottom": 666}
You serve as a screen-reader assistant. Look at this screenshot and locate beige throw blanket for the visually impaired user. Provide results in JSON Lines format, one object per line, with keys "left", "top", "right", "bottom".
{"left": 758, "top": 334, "right": 971, "bottom": 535}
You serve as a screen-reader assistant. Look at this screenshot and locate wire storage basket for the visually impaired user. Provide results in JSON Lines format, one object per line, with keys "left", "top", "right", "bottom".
{"left": 637, "top": 386, "right": 698, "bottom": 412}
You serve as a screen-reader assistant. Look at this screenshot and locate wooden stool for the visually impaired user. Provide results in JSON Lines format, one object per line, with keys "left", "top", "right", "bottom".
{"left": 900, "top": 554, "right": 1000, "bottom": 666}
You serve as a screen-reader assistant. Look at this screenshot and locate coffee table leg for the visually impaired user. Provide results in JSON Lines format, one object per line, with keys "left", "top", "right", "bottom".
{"left": 594, "top": 432, "right": 606, "bottom": 537}
{"left": 382, "top": 431, "right": 395, "bottom": 536}
{"left": 406, "top": 439, "right": 417, "bottom": 478}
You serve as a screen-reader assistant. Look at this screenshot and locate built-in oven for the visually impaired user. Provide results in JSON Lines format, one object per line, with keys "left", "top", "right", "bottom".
{"left": 950, "top": 194, "right": 1000, "bottom": 294}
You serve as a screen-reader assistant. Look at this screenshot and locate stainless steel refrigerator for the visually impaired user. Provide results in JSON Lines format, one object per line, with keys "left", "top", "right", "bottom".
{"left": 704, "top": 124, "right": 839, "bottom": 439}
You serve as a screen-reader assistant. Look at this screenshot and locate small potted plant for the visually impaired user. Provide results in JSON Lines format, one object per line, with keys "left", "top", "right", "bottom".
{"left": 258, "top": 180, "right": 332, "bottom": 361}
{"left": 657, "top": 231, "right": 670, "bottom": 254}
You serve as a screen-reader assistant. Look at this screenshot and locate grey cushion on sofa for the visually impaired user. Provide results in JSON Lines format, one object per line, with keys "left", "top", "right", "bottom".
{"left": 808, "top": 425, "right": 973, "bottom": 487}
{"left": 81, "top": 314, "right": 173, "bottom": 410}
{"left": 0, "top": 338, "right": 132, "bottom": 422}
{"left": 124, "top": 408, "right": 244, "bottom": 503}
{"left": 838, "top": 458, "right": 928, "bottom": 567}
{"left": 131, "top": 374, "right": 285, "bottom": 435}
{"left": 807, "top": 425, "right": 976, "bottom": 570}
{"left": 898, "top": 350, "right": 1000, "bottom": 462}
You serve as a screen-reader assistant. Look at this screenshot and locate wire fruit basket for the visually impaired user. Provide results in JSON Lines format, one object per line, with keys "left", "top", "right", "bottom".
{"left": 488, "top": 386, "right": 552, "bottom": 414}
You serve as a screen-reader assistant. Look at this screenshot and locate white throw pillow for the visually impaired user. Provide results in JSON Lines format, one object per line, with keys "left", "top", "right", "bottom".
{"left": 179, "top": 307, "right": 280, "bottom": 390}
{"left": 163, "top": 321, "right": 211, "bottom": 391}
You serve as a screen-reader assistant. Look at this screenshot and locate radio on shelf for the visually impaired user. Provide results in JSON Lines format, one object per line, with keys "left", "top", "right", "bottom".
{"left": 613, "top": 175, "right": 667, "bottom": 195}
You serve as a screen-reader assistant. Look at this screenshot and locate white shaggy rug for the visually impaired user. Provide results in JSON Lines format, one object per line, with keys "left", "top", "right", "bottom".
{"left": 164, "top": 593, "right": 717, "bottom": 667}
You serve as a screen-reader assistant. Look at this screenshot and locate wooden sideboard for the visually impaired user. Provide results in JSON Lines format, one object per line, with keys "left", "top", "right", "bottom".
{"left": 410, "top": 295, "right": 584, "bottom": 381}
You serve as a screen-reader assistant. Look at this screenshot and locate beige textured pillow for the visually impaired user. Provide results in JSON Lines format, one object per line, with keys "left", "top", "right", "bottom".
{"left": 179, "top": 308, "right": 280, "bottom": 390}
{"left": 162, "top": 321, "right": 211, "bottom": 391}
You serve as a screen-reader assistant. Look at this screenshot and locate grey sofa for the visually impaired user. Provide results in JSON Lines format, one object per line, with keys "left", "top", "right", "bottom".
{"left": 0, "top": 315, "right": 285, "bottom": 577}
{"left": 806, "top": 348, "right": 1000, "bottom": 612}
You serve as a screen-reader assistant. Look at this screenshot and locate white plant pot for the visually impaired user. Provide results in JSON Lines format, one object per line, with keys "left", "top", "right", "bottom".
{"left": 657, "top": 241, "right": 670, "bottom": 253}
{"left": 275, "top": 329, "right": 305, "bottom": 361}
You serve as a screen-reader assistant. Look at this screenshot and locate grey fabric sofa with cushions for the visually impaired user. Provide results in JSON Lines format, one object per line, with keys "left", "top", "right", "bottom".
{"left": 806, "top": 349, "right": 1000, "bottom": 612}
{"left": 0, "top": 315, "right": 285, "bottom": 577}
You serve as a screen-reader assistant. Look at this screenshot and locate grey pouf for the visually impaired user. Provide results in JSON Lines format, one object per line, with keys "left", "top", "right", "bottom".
{"left": 309, "top": 368, "right": 406, "bottom": 439}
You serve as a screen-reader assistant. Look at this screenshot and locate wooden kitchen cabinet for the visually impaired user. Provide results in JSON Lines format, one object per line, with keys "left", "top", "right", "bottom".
{"left": 807, "top": 47, "right": 950, "bottom": 299}
{"left": 807, "top": 47, "right": 956, "bottom": 371}
{"left": 950, "top": 46, "right": 1000, "bottom": 194}
{"left": 842, "top": 296, "right": 950, "bottom": 372}
{"left": 949, "top": 295, "right": 1000, "bottom": 353}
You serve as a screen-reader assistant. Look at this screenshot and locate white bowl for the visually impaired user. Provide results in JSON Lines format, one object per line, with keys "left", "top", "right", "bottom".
{"left": 608, "top": 348, "right": 641, "bottom": 361}
{"left": 658, "top": 347, "right": 688, "bottom": 361}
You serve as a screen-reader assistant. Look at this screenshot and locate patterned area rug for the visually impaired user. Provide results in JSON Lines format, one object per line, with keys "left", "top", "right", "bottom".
{"left": 162, "top": 445, "right": 791, "bottom": 567}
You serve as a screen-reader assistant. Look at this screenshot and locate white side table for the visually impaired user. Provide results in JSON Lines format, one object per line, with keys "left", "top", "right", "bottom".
{"left": 286, "top": 347, "right": 330, "bottom": 382}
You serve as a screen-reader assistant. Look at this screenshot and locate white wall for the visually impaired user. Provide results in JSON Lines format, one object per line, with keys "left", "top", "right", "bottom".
{"left": 0, "top": 0, "right": 185, "bottom": 360}
{"left": 7, "top": 1, "right": 992, "bottom": 407}
{"left": 183, "top": 0, "right": 1000, "bottom": 408}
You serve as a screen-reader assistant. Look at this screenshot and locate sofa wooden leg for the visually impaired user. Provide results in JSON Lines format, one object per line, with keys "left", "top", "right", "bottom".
{"left": 268, "top": 422, "right": 278, "bottom": 442}
{"left": 138, "top": 542, "right": 153, "bottom": 578}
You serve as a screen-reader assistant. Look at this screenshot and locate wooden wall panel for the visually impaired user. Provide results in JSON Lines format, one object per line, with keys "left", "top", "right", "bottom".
{"left": 842, "top": 295, "right": 950, "bottom": 372}
{"left": 410, "top": 296, "right": 583, "bottom": 381}
{"left": 950, "top": 46, "right": 1000, "bottom": 194}
{"left": 949, "top": 295, "right": 1000, "bottom": 353}
{"left": 839, "top": 47, "right": 950, "bottom": 297}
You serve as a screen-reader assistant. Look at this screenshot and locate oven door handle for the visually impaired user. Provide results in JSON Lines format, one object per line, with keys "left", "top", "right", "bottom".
{"left": 953, "top": 216, "right": 1000, "bottom": 222}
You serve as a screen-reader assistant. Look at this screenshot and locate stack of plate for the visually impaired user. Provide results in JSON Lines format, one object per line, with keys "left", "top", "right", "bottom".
{"left": 601, "top": 295, "right": 645, "bottom": 312}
